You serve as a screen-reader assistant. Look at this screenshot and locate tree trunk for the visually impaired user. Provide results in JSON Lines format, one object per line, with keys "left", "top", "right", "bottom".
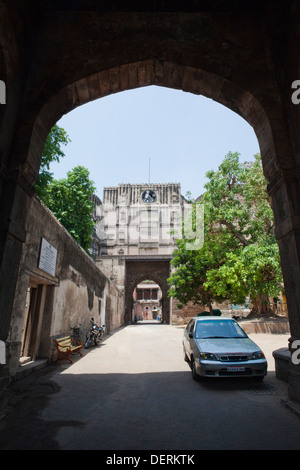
{"left": 248, "top": 294, "right": 276, "bottom": 318}
{"left": 208, "top": 301, "right": 213, "bottom": 316}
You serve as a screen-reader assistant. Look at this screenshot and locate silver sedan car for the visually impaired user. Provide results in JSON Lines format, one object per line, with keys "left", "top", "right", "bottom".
{"left": 183, "top": 316, "right": 267, "bottom": 381}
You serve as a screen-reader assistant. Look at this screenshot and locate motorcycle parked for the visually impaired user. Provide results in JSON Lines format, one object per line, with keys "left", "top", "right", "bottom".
{"left": 84, "top": 318, "right": 105, "bottom": 349}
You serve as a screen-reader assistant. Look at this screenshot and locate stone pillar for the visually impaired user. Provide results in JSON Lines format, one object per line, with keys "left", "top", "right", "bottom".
{"left": 0, "top": 164, "right": 35, "bottom": 372}
{"left": 268, "top": 167, "right": 300, "bottom": 402}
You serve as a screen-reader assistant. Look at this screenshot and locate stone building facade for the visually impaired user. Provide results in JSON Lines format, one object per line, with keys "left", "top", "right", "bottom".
{"left": 97, "top": 183, "right": 190, "bottom": 257}
{"left": 95, "top": 183, "right": 192, "bottom": 324}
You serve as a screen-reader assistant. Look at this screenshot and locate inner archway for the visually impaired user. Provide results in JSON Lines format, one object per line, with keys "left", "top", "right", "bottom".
{"left": 125, "top": 258, "right": 171, "bottom": 324}
{"left": 133, "top": 279, "right": 163, "bottom": 323}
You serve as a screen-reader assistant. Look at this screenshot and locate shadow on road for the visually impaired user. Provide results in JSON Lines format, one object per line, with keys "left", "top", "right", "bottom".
{"left": 0, "top": 362, "right": 296, "bottom": 450}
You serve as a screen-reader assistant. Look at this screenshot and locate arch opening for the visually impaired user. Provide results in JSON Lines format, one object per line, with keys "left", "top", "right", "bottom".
{"left": 132, "top": 279, "right": 163, "bottom": 324}
{"left": 125, "top": 259, "right": 171, "bottom": 325}
{"left": 4, "top": 60, "right": 293, "bottom": 341}
{"left": 27, "top": 62, "right": 282, "bottom": 328}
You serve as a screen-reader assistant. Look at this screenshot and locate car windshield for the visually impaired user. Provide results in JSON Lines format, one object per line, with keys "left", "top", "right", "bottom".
{"left": 194, "top": 320, "right": 247, "bottom": 339}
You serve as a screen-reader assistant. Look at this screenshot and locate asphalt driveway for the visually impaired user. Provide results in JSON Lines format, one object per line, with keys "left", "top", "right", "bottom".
{"left": 1, "top": 321, "right": 300, "bottom": 450}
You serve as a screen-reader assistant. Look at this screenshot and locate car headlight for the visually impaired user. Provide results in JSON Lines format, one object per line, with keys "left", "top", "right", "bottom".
{"left": 251, "top": 351, "right": 265, "bottom": 360}
{"left": 199, "top": 352, "right": 217, "bottom": 361}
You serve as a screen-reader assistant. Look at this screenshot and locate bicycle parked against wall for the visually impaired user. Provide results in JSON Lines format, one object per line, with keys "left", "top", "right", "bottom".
{"left": 84, "top": 318, "right": 105, "bottom": 349}
{"left": 70, "top": 324, "right": 82, "bottom": 342}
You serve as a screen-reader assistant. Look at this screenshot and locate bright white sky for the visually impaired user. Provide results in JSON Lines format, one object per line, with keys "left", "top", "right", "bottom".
{"left": 51, "top": 85, "right": 260, "bottom": 200}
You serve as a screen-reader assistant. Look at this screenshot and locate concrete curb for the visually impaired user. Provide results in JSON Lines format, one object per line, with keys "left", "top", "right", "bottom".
{"left": 281, "top": 398, "right": 300, "bottom": 418}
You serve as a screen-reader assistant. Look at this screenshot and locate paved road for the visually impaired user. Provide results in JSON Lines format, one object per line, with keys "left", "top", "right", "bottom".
{"left": 1, "top": 321, "right": 300, "bottom": 450}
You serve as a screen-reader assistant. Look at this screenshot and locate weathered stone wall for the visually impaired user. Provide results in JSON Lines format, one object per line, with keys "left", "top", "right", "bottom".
{"left": 171, "top": 299, "right": 233, "bottom": 325}
{"left": 6, "top": 195, "right": 124, "bottom": 375}
{"left": 171, "top": 297, "right": 288, "bottom": 326}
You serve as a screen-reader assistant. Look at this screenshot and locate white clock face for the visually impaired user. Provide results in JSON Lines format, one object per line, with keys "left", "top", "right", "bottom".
{"left": 141, "top": 190, "right": 157, "bottom": 203}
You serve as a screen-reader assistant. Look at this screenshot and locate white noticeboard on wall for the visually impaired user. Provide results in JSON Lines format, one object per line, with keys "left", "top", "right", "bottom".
{"left": 38, "top": 237, "right": 58, "bottom": 277}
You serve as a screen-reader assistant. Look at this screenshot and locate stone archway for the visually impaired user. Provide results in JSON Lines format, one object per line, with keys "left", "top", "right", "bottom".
{"left": 125, "top": 258, "right": 171, "bottom": 324}
{"left": 1, "top": 2, "right": 300, "bottom": 401}
{"left": 1, "top": 58, "right": 278, "bottom": 343}
{"left": 8, "top": 59, "right": 299, "bottom": 340}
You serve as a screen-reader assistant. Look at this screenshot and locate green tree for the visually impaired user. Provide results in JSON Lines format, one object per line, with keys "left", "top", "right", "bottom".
{"left": 47, "top": 166, "right": 96, "bottom": 252}
{"left": 203, "top": 152, "right": 275, "bottom": 246}
{"left": 203, "top": 152, "right": 283, "bottom": 315}
{"left": 204, "top": 243, "right": 282, "bottom": 314}
{"left": 168, "top": 152, "right": 283, "bottom": 316}
{"left": 168, "top": 228, "right": 236, "bottom": 313}
{"left": 35, "top": 125, "right": 71, "bottom": 202}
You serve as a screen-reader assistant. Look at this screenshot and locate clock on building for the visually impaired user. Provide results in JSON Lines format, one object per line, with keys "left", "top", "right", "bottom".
{"left": 141, "top": 190, "right": 157, "bottom": 203}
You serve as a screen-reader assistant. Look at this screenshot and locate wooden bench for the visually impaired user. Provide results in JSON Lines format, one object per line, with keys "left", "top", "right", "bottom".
{"left": 53, "top": 336, "right": 83, "bottom": 363}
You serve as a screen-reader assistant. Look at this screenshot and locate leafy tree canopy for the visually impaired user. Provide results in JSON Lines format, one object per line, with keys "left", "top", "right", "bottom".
{"left": 35, "top": 125, "right": 71, "bottom": 202}
{"left": 168, "top": 152, "right": 283, "bottom": 316}
{"left": 46, "top": 166, "right": 96, "bottom": 252}
{"left": 35, "top": 125, "right": 96, "bottom": 253}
